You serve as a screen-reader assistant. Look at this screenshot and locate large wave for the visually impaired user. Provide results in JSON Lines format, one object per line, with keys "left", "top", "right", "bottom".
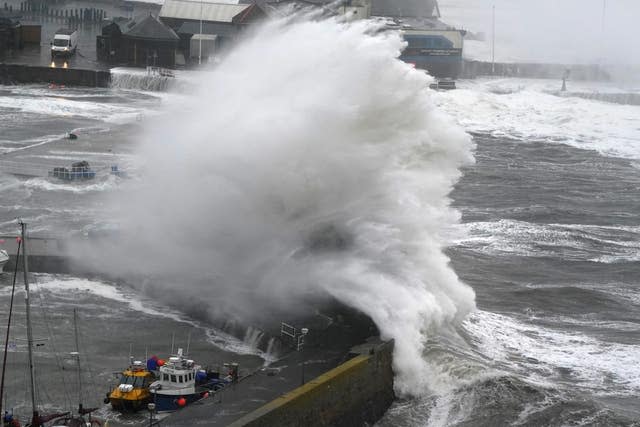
{"left": 108, "top": 16, "right": 475, "bottom": 395}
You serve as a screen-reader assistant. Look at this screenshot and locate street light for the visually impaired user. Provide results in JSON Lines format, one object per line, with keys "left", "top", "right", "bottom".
{"left": 491, "top": 4, "right": 496, "bottom": 75}
{"left": 300, "top": 328, "right": 309, "bottom": 386}
{"left": 199, "top": 0, "right": 203, "bottom": 65}
{"left": 147, "top": 402, "right": 156, "bottom": 426}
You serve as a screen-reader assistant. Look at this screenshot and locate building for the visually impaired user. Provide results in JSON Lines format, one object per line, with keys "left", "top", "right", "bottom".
{"left": 159, "top": 0, "right": 267, "bottom": 63}
{"left": 97, "top": 14, "right": 180, "bottom": 67}
{"left": 260, "top": 0, "right": 463, "bottom": 78}
{"left": 0, "top": 16, "right": 21, "bottom": 54}
{"left": 388, "top": 17, "right": 464, "bottom": 78}
{"left": 370, "top": 0, "right": 464, "bottom": 79}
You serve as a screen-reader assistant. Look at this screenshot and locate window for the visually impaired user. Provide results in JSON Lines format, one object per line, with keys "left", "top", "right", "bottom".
{"left": 171, "top": 375, "right": 177, "bottom": 383}
{"left": 178, "top": 375, "right": 183, "bottom": 383}
{"left": 163, "top": 373, "right": 169, "bottom": 381}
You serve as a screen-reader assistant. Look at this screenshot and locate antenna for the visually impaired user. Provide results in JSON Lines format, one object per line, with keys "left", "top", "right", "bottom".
{"left": 170, "top": 333, "right": 175, "bottom": 355}
{"left": 186, "top": 332, "right": 191, "bottom": 356}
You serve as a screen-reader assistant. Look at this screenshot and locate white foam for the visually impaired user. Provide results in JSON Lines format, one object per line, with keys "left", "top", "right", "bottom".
{"left": 464, "top": 310, "right": 640, "bottom": 395}
{"left": 0, "top": 92, "right": 149, "bottom": 124}
{"left": 24, "top": 176, "right": 119, "bottom": 194}
{"left": 434, "top": 78, "right": 640, "bottom": 159}
{"left": 454, "top": 219, "right": 640, "bottom": 261}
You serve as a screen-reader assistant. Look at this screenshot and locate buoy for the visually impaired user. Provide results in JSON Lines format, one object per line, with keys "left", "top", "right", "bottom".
{"left": 202, "top": 392, "right": 209, "bottom": 399}
{"left": 177, "top": 397, "right": 186, "bottom": 407}
{"left": 157, "top": 359, "right": 165, "bottom": 367}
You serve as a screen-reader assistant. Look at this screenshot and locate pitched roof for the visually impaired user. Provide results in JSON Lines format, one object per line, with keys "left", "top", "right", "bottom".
{"left": 125, "top": 14, "right": 180, "bottom": 40}
{"left": 160, "top": 0, "right": 251, "bottom": 23}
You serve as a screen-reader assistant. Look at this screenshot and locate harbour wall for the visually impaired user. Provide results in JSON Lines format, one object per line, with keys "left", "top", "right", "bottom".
{"left": 229, "top": 339, "right": 395, "bottom": 427}
{"left": 463, "top": 60, "right": 611, "bottom": 81}
{"left": 0, "top": 63, "right": 110, "bottom": 87}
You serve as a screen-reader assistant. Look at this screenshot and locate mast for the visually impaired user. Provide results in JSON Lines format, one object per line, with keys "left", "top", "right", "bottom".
{"left": 0, "top": 238, "right": 22, "bottom": 427}
{"left": 20, "top": 221, "right": 40, "bottom": 427}
{"left": 73, "top": 309, "right": 83, "bottom": 415}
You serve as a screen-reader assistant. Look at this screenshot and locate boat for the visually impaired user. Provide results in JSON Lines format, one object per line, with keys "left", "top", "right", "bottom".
{"left": 107, "top": 359, "right": 156, "bottom": 411}
{"left": 48, "top": 161, "right": 96, "bottom": 181}
{"left": 0, "top": 249, "right": 8, "bottom": 273}
{"left": 149, "top": 349, "right": 229, "bottom": 413}
{"left": 0, "top": 222, "right": 101, "bottom": 427}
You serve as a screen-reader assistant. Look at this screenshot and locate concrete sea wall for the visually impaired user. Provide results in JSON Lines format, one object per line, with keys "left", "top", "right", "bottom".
{"left": 0, "top": 63, "right": 110, "bottom": 87}
{"left": 229, "top": 340, "right": 395, "bottom": 427}
{"left": 463, "top": 60, "right": 611, "bottom": 81}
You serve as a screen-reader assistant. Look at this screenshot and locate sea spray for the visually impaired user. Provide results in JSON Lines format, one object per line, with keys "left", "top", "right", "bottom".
{"left": 110, "top": 15, "right": 476, "bottom": 396}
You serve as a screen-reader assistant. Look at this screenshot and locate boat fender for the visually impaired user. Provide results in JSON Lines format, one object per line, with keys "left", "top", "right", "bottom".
{"left": 176, "top": 397, "right": 186, "bottom": 407}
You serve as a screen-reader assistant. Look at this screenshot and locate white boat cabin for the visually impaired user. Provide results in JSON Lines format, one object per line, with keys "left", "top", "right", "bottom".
{"left": 150, "top": 348, "right": 200, "bottom": 396}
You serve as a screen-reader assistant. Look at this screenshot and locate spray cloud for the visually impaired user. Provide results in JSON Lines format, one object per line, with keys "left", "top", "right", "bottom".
{"left": 111, "top": 15, "right": 475, "bottom": 395}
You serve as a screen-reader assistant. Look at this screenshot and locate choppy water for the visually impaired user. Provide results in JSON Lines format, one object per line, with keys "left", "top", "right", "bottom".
{"left": 379, "top": 79, "right": 640, "bottom": 426}
{"left": 1, "top": 23, "right": 640, "bottom": 427}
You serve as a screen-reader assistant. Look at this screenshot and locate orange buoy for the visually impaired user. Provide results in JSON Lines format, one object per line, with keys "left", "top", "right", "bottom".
{"left": 177, "top": 397, "right": 187, "bottom": 407}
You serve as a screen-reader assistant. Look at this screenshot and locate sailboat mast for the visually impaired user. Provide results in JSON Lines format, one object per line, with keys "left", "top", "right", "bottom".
{"left": 73, "top": 309, "right": 83, "bottom": 414}
{"left": 20, "top": 221, "right": 40, "bottom": 426}
{"left": 0, "top": 238, "right": 22, "bottom": 427}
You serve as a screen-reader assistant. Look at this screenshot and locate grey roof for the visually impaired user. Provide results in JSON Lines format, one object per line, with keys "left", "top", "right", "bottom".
{"left": 160, "top": 0, "right": 251, "bottom": 23}
{"left": 125, "top": 14, "right": 180, "bottom": 40}
{"left": 177, "top": 21, "right": 239, "bottom": 37}
{"left": 372, "top": 0, "right": 439, "bottom": 18}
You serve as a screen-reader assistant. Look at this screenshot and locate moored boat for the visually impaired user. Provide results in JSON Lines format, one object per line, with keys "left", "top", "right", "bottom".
{"left": 0, "top": 249, "right": 8, "bottom": 273}
{"left": 108, "top": 360, "right": 156, "bottom": 411}
{"left": 149, "top": 349, "right": 228, "bottom": 413}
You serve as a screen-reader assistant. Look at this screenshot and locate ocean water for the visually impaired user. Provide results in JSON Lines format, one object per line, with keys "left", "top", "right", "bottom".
{"left": 379, "top": 79, "right": 640, "bottom": 426}
{"left": 1, "top": 16, "right": 639, "bottom": 427}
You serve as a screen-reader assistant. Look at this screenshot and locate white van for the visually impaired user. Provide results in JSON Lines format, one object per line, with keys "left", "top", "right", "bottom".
{"left": 51, "top": 28, "right": 78, "bottom": 57}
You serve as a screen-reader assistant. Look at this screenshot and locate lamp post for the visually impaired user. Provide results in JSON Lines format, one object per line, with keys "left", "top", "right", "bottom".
{"left": 198, "top": 0, "right": 203, "bottom": 65}
{"left": 147, "top": 402, "right": 156, "bottom": 426}
{"left": 491, "top": 4, "right": 495, "bottom": 75}
{"left": 299, "top": 328, "right": 309, "bottom": 386}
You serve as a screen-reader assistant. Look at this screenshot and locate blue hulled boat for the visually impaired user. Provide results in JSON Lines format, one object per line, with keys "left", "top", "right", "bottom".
{"left": 149, "top": 349, "right": 229, "bottom": 413}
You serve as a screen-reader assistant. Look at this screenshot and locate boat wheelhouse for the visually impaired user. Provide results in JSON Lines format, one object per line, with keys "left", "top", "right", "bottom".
{"left": 149, "top": 349, "right": 226, "bottom": 412}
{"left": 108, "top": 361, "right": 155, "bottom": 411}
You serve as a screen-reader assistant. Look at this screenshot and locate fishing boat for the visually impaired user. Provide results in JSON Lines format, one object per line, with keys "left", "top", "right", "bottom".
{"left": 0, "top": 222, "right": 100, "bottom": 427}
{"left": 0, "top": 249, "right": 8, "bottom": 272}
{"left": 107, "top": 360, "right": 156, "bottom": 411}
{"left": 149, "top": 349, "right": 229, "bottom": 413}
{"left": 48, "top": 161, "right": 96, "bottom": 181}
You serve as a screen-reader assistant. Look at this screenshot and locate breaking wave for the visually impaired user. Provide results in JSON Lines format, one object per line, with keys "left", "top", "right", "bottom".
{"left": 434, "top": 78, "right": 640, "bottom": 160}
{"left": 106, "top": 15, "right": 476, "bottom": 395}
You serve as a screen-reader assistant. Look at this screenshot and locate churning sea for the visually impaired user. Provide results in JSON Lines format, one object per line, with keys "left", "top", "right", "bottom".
{"left": 1, "top": 69, "right": 639, "bottom": 426}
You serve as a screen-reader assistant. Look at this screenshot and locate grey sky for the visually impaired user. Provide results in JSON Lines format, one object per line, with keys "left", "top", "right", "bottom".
{"left": 438, "top": 0, "right": 640, "bottom": 64}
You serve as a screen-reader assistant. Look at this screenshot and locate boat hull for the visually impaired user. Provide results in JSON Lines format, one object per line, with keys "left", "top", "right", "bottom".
{"left": 0, "top": 250, "right": 8, "bottom": 272}
{"left": 109, "top": 396, "right": 152, "bottom": 412}
{"left": 151, "top": 392, "right": 207, "bottom": 412}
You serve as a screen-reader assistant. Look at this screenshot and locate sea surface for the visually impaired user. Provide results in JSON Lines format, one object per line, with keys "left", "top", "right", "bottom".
{"left": 1, "top": 72, "right": 639, "bottom": 427}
